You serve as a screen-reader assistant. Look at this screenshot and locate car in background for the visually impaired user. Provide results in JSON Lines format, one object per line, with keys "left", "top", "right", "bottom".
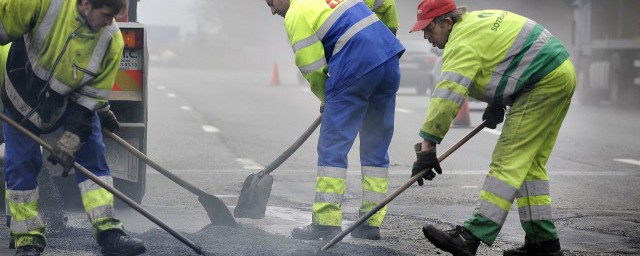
{"left": 399, "top": 39, "right": 438, "bottom": 95}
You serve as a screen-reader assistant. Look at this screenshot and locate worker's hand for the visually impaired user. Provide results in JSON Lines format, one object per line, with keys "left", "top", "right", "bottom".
{"left": 320, "top": 103, "right": 325, "bottom": 114}
{"left": 411, "top": 143, "right": 442, "bottom": 186}
{"left": 98, "top": 110, "right": 119, "bottom": 133}
{"left": 47, "top": 131, "right": 83, "bottom": 174}
{"left": 482, "top": 104, "right": 506, "bottom": 129}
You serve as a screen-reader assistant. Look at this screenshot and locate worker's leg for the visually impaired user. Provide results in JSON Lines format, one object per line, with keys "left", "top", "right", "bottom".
{"left": 3, "top": 109, "right": 46, "bottom": 250}
{"left": 358, "top": 56, "right": 400, "bottom": 228}
{"left": 514, "top": 60, "right": 575, "bottom": 250}
{"left": 312, "top": 63, "right": 388, "bottom": 228}
{"left": 463, "top": 59, "right": 576, "bottom": 245}
{"left": 73, "top": 114, "right": 123, "bottom": 238}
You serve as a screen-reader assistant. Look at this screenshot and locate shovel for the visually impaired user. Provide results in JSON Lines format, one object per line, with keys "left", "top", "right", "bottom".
{"left": 234, "top": 115, "right": 322, "bottom": 219}
{"left": 103, "top": 130, "right": 237, "bottom": 227}
{"left": 320, "top": 121, "right": 488, "bottom": 251}
{"left": 0, "top": 113, "right": 206, "bottom": 255}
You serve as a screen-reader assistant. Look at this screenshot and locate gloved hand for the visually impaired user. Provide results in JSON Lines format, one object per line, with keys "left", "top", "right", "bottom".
{"left": 98, "top": 110, "right": 119, "bottom": 132}
{"left": 47, "top": 131, "right": 83, "bottom": 176}
{"left": 319, "top": 103, "right": 325, "bottom": 114}
{"left": 482, "top": 104, "right": 506, "bottom": 129}
{"left": 411, "top": 143, "right": 442, "bottom": 186}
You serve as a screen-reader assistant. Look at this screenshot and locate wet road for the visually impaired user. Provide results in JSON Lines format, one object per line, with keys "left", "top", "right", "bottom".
{"left": 0, "top": 66, "right": 638, "bottom": 255}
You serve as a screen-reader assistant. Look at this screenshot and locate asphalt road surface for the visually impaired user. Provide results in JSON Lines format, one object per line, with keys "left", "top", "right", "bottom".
{"left": 0, "top": 66, "right": 638, "bottom": 255}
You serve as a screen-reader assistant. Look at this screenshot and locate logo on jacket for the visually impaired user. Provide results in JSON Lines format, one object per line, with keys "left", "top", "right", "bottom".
{"left": 326, "top": 0, "right": 345, "bottom": 9}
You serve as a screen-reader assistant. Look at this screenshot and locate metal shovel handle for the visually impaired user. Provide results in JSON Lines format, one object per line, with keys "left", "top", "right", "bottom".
{"left": 320, "top": 121, "right": 488, "bottom": 251}
{"left": 0, "top": 113, "right": 204, "bottom": 255}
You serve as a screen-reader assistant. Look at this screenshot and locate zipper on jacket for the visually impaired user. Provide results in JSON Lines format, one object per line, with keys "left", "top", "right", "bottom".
{"left": 72, "top": 63, "right": 97, "bottom": 79}
{"left": 21, "top": 25, "right": 84, "bottom": 126}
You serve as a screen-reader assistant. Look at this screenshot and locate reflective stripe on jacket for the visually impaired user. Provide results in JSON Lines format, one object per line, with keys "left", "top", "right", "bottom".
{"left": 420, "top": 10, "right": 569, "bottom": 143}
{"left": 284, "top": 0, "right": 404, "bottom": 102}
{"left": 364, "top": 0, "right": 399, "bottom": 32}
{"left": 0, "top": 0, "right": 123, "bottom": 136}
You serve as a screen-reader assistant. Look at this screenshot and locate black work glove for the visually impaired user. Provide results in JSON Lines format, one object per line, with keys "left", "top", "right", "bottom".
{"left": 319, "top": 103, "right": 325, "bottom": 114}
{"left": 482, "top": 104, "right": 506, "bottom": 129}
{"left": 411, "top": 143, "right": 442, "bottom": 186}
{"left": 47, "top": 131, "right": 83, "bottom": 176}
{"left": 98, "top": 110, "right": 119, "bottom": 132}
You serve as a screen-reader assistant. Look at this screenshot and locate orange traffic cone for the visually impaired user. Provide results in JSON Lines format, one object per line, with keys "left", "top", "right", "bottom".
{"left": 271, "top": 62, "right": 280, "bottom": 86}
{"left": 451, "top": 98, "right": 471, "bottom": 128}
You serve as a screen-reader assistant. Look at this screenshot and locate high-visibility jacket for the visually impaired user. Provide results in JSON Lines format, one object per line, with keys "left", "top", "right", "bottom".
{"left": 285, "top": 0, "right": 404, "bottom": 102}
{"left": 0, "top": 43, "right": 9, "bottom": 88}
{"left": 420, "top": 10, "right": 570, "bottom": 143}
{"left": 364, "top": 0, "right": 399, "bottom": 33}
{"left": 0, "top": 0, "right": 124, "bottom": 140}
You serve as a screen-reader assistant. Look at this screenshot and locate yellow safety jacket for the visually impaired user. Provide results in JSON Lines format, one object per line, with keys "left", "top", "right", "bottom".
{"left": 0, "top": 0, "right": 123, "bottom": 139}
{"left": 420, "top": 10, "right": 570, "bottom": 143}
{"left": 364, "top": 0, "right": 399, "bottom": 33}
{"left": 285, "top": 0, "right": 404, "bottom": 102}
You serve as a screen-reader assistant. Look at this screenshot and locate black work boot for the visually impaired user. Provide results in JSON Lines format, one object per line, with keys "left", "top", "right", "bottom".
{"left": 291, "top": 224, "right": 341, "bottom": 240}
{"left": 14, "top": 246, "right": 43, "bottom": 256}
{"left": 422, "top": 225, "right": 481, "bottom": 256}
{"left": 351, "top": 225, "right": 381, "bottom": 240}
{"left": 503, "top": 240, "right": 563, "bottom": 256}
{"left": 98, "top": 229, "right": 146, "bottom": 256}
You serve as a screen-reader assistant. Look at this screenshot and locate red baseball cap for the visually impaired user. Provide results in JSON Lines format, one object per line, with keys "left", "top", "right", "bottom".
{"left": 409, "top": 0, "right": 457, "bottom": 33}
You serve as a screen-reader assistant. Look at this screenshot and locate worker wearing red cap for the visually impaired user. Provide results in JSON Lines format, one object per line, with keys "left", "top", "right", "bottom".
{"left": 408, "top": 0, "right": 575, "bottom": 255}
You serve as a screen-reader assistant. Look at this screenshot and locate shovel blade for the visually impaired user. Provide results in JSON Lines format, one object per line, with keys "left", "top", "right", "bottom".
{"left": 234, "top": 172, "right": 274, "bottom": 219}
{"left": 198, "top": 194, "right": 237, "bottom": 227}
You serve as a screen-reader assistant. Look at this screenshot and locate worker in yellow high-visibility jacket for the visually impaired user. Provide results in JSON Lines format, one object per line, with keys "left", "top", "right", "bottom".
{"left": 264, "top": 0, "right": 404, "bottom": 241}
{"left": 0, "top": 0, "right": 145, "bottom": 255}
{"left": 408, "top": 0, "right": 575, "bottom": 255}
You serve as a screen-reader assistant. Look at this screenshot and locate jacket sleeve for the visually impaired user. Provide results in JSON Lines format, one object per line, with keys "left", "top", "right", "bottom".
{"left": 284, "top": 3, "right": 328, "bottom": 102}
{"left": 419, "top": 44, "right": 480, "bottom": 143}
{"left": 65, "top": 29, "right": 124, "bottom": 141}
{"left": 0, "top": 0, "right": 43, "bottom": 45}
{"left": 376, "top": 0, "right": 399, "bottom": 33}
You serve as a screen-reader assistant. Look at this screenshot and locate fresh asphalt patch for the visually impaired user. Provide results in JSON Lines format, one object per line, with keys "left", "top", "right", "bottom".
{"left": 43, "top": 224, "right": 409, "bottom": 256}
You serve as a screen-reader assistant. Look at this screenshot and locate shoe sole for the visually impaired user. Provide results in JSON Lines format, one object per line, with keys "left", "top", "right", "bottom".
{"left": 101, "top": 245, "right": 146, "bottom": 256}
{"left": 422, "top": 225, "right": 473, "bottom": 256}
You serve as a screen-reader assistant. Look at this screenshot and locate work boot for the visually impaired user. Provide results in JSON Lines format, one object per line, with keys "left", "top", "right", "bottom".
{"left": 98, "top": 229, "right": 146, "bottom": 256}
{"left": 351, "top": 225, "right": 381, "bottom": 240}
{"left": 291, "top": 224, "right": 341, "bottom": 240}
{"left": 422, "top": 224, "right": 480, "bottom": 256}
{"left": 14, "top": 246, "right": 42, "bottom": 256}
{"left": 503, "top": 240, "right": 563, "bottom": 256}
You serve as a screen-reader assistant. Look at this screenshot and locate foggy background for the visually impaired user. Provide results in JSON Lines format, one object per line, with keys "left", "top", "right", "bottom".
{"left": 137, "top": 1, "right": 573, "bottom": 74}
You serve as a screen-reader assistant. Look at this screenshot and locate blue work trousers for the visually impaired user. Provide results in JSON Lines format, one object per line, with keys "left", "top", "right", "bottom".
{"left": 318, "top": 56, "right": 400, "bottom": 168}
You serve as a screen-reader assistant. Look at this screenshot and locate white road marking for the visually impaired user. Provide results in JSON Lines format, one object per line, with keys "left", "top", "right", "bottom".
{"left": 264, "top": 206, "right": 311, "bottom": 224}
{"left": 395, "top": 108, "right": 413, "bottom": 113}
{"left": 180, "top": 106, "right": 191, "bottom": 111}
{"left": 157, "top": 85, "right": 165, "bottom": 90}
{"left": 166, "top": 93, "right": 176, "bottom": 98}
{"left": 201, "top": 125, "right": 220, "bottom": 133}
{"left": 482, "top": 128, "right": 502, "bottom": 136}
{"left": 235, "top": 158, "right": 264, "bottom": 170}
{"left": 615, "top": 159, "right": 640, "bottom": 167}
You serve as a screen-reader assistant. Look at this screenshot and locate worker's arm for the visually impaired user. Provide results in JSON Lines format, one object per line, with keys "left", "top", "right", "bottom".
{"left": 0, "top": 0, "right": 43, "bottom": 45}
{"left": 376, "top": 0, "right": 399, "bottom": 35}
{"left": 284, "top": 3, "right": 328, "bottom": 102}
{"left": 64, "top": 31, "right": 124, "bottom": 141}
{"left": 420, "top": 44, "right": 480, "bottom": 144}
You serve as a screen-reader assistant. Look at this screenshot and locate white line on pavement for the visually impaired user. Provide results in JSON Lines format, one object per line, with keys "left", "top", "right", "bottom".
{"left": 482, "top": 128, "right": 501, "bottom": 136}
{"left": 395, "top": 108, "right": 413, "bottom": 113}
{"left": 614, "top": 159, "right": 640, "bottom": 166}
{"left": 235, "top": 158, "right": 264, "bottom": 170}
{"left": 166, "top": 93, "right": 176, "bottom": 98}
{"left": 263, "top": 206, "right": 311, "bottom": 224}
{"left": 180, "top": 106, "right": 191, "bottom": 111}
{"left": 201, "top": 125, "right": 220, "bottom": 133}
